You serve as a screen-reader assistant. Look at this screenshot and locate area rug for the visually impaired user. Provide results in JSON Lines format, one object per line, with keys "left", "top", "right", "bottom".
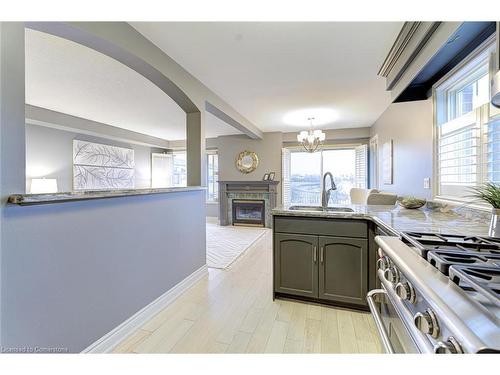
{"left": 206, "top": 218, "right": 268, "bottom": 269}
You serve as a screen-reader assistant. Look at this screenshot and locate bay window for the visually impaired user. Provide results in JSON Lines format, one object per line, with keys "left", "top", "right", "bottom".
{"left": 282, "top": 145, "right": 368, "bottom": 207}
{"left": 434, "top": 36, "right": 498, "bottom": 204}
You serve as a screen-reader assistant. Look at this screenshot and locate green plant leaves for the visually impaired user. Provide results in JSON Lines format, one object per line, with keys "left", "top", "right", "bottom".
{"left": 468, "top": 183, "right": 500, "bottom": 209}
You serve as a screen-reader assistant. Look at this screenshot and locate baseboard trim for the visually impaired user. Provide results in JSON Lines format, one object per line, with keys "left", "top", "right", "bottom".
{"left": 81, "top": 264, "right": 208, "bottom": 353}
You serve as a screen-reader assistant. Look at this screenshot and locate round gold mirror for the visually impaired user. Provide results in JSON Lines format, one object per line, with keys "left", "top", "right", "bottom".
{"left": 236, "top": 150, "right": 259, "bottom": 174}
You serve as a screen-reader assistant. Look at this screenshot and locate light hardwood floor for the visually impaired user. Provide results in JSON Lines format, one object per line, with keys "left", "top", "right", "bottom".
{"left": 113, "top": 229, "right": 382, "bottom": 354}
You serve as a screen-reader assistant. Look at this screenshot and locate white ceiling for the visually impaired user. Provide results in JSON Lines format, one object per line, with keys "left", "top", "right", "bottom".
{"left": 132, "top": 22, "right": 403, "bottom": 132}
{"left": 25, "top": 28, "right": 242, "bottom": 141}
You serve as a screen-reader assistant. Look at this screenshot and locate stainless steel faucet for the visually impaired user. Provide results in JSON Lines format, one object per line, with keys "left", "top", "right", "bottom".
{"left": 321, "top": 172, "right": 337, "bottom": 208}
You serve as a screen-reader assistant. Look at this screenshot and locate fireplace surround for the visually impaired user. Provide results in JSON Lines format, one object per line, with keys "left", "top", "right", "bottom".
{"left": 218, "top": 180, "right": 279, "bottom": 228}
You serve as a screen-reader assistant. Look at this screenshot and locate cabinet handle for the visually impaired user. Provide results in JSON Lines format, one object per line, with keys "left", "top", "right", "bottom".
{"left": 313, "top": 246, "right": 317, "bottom": 263}
{"left": 320, "top": 246, "right": 324, "bottom": 263}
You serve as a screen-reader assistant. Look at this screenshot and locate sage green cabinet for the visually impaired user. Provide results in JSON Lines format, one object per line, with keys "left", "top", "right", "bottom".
{"left": 318, "top": 236, "right": 368, "bottom": 305}
{"left": 274, "top": 233, "right": 318, "bottom": 298}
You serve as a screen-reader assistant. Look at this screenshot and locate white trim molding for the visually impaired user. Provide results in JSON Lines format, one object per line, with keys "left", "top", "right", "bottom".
{"left": 81, "top": 264, "right": 208, "bottom": 353}
{"left": 378, "top": 22, "right": 441, "bottom": 90}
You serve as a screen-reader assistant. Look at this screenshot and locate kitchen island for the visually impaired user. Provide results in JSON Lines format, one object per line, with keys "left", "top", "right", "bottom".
{"left": 271, "top": 204, "right": 491, "bottom": 311}
{"left": 272, "top": 203, "right": 490, "bottom": 237}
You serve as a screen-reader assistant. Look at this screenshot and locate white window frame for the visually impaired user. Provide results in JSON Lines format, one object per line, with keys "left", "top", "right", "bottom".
{"left": 282, "top": 143, "right": 368, "bottom": 206}
{"left": 206, "top": 149, "right": 218, "bottom": 203}
{"left": 432, "top": 35, "right": 497, "bottom": 208}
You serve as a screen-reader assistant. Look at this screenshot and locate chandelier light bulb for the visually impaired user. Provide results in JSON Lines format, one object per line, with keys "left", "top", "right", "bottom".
{"left": 297, "top": 117, "right": 326, "bottom": 153}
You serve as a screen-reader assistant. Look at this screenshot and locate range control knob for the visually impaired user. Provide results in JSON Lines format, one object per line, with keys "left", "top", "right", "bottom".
{"left": 434, "top": 337, "right": 463, "bottom": 354}
{"left": 395, "top": 281, "right": 417, "bottom": 303}
{"left": 384, "top": 266, "right": 400, "bottom": 285}
{"left": 414, "top": 309, "right": 440, "bottom": 338}
{"left": 377, "top": 256, "right": 390, "bottom": 270}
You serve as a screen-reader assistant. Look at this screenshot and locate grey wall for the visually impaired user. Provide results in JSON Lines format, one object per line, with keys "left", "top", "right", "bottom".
{"left": 2, "top": 190, "right": 206, "bottom": 352}
{"left": 1, "top": 22, "right": 27, "bottom": 347}
{"left": 370, "top": 98, "right": 433, "bottom": 199}
{"left": 217, "top": 132, "right": 284, "bottom": 203}
{"left": 209, "top": 129, "right": 372, "bottom": 217}
{"left": 206, "top": 203, "right": 219, "bottom": 218}
{"left": 25, "top": 124, "right": 165, "bottom": 192}
{"left": 0, "top": 23, "right": 3, "bottom": 347}
{"left": 27, "top": 21, "right": 265, "bottom": 188}
{"left": 1, "top": 23, "right": 207, "bottom": 353}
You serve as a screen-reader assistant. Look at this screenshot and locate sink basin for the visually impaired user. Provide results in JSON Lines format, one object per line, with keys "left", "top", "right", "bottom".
{"left": 325, "top": 207, "right": 355, "bottom": 212}
{"left": 289, "top": 205, "right": 354, "bottom": 213}
{"left": 289, "top": 205, "right": 324, "bottom": 211}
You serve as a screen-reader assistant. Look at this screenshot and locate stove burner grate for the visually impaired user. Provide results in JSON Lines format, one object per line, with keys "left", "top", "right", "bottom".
{"left": 427, "top": 250, "right": 500, "bottom": 275}
{"left": 401, "top": 232, "right": 500, "bottom": 258}
{"left": 449, "top": 265, "right": 500, "bottom": 308}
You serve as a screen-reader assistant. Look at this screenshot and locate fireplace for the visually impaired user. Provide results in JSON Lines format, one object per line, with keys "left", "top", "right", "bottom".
{"left": 232, "top": 199, "right": 265, "bottom": 227}
{"left": 218, "top": 180, "right": 279, "bottom": 228}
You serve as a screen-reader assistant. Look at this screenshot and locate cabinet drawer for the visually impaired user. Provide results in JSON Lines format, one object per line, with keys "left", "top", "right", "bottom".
{"left": 274, "top": 216, "right": 367, "bottom": 238}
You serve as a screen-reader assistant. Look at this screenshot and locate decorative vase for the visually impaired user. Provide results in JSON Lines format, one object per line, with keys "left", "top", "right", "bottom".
{"left": 489, "top": 208, "right": 500, "bottom": 238}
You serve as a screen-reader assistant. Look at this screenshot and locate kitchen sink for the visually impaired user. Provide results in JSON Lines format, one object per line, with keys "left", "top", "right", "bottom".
{"left": 289, "top": 205, "right": 324, "bottom": 211}
{"left": 289, "top": 205, "right": 354, "bottom": 213}
{"left": 325, "top": 207, "right": 355, "bottom": 212}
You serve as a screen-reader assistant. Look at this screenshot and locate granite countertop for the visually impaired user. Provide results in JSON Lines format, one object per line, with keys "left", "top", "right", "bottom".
{"left": 8, "top": 186, "right": 206, "bottom": 206}
{"left": 272, "top": 204, "right": 491, "bottom": 237}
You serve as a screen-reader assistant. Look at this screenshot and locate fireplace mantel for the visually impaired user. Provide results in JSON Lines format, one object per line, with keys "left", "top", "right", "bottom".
{"left": 218, "top": 180, "right": 279, "bottom": 227}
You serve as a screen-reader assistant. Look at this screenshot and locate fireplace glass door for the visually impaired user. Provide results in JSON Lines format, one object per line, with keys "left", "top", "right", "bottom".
{"left": 232, "top": 199, "right": 265, "bottom": 227}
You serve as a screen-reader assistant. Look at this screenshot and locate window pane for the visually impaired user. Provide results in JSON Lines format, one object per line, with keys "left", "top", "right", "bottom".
{"left": 290, "top": 151, "right": 321, "bottom": 205}
{"left": 172, "top": 152, "right": 187, "bottom": 187}
{"left": 151, "top": 154, "right": 172, "bottom": 188}
{"left": 323, "top": 149, "right": 356, "bottom": 205}
{"left": 206, "top": 153, "right": 218, "bottom": 202}
{"left": 434, "top": 39, "right": 495, "bottom": 202}
{"left": 457, "top": 84, "right": 473, "bottom": 117}
{"left": 446, "top": 67, "right": 488, "bottom": 122}
{"left": 438, "top": 122, "right": 479, "bottom": 198}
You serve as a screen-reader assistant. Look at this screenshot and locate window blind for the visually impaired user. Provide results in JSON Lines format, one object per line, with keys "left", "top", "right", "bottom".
{"left": 206, "top": 151, "right": 219, "bottom": 202}
{"left": 438, "top": 111, "right": 480, "bottom": 198}
{"left": 484, "top": 117, "right": 500, "bottom": 184}
{"left": 282, "top": 148, "right": 291, "bottom": 207}
{"left": 355, "top": 144, "right": 368, "bottom": 189}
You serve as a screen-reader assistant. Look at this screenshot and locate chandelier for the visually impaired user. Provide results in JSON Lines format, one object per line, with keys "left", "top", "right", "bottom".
{"left": 297, "top": 117, "right": 326, "bottom": 153}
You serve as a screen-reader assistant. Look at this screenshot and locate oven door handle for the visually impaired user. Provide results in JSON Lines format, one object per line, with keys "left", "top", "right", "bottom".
{"left": 367, "top": 289, "right": 395, "bottom": 354}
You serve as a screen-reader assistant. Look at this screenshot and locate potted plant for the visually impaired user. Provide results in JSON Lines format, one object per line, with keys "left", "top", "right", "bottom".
{"left": 470, "top": 183, "right": 500, "bottom": 237}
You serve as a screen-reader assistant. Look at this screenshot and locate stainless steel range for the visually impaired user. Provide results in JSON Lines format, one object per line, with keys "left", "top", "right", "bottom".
{"left": 367, "top": 232, "right": 500, "bottom": 354}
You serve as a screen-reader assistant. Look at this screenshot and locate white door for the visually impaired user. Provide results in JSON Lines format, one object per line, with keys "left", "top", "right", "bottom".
{"left": 151, "top": 153, "right": 173, "bottom": 188}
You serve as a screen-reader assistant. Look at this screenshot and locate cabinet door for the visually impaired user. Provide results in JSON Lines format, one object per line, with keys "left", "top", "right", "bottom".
{"left": 318, "top": 236, "right": 368, "bottom": 306}
{"left": 274, "top": 233, "right": 318, "bottom": 298}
